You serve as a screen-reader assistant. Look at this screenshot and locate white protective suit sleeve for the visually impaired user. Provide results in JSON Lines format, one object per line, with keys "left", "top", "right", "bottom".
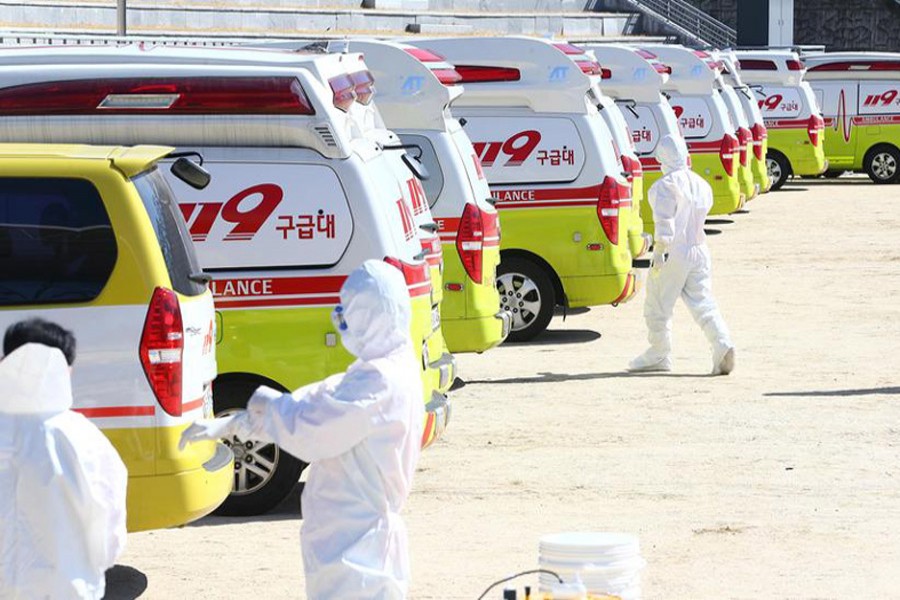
{"left": 649, "top": 134, "right": 692, "bottom": 249}
{"left": 0, "top": 344, "right": 128, "bottom": 600}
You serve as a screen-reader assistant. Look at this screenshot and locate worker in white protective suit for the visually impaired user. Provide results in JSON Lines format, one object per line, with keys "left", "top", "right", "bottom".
{"left": 181, "top": 259, "right": 425, "bottom": 600}
{"left": 628, "top": 134, "right": 735, "bottom": 375}
{"left": 0, "top": 325, "right": 128, "bottom": 599}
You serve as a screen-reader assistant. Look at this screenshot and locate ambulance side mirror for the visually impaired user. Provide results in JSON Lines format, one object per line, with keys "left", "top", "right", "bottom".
{"left": 170, "top": 156, "right": 211, "bottom": 190}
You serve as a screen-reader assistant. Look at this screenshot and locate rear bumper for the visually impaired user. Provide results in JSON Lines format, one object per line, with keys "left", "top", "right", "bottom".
{"left": 442, "top": 310, "right": 510, "bottom": 353}
{"left": 126, "top": 442, "right": 233, "bottom": 532}
{"left": 422, "top": 390, "right": 451, "bottom": 450}
{"left": 562, "top": 270, "right": 634, "bottom": 309}
{"left": 791, "top": 153, "right": 827, "bottom": 176}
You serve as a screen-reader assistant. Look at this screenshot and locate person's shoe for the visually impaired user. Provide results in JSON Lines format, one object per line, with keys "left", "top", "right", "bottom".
{"left": 627, "top": 352, "right": 673, "bottom": 373}
{"left": 712, "top": 347, "right": 735, "bottom": 376}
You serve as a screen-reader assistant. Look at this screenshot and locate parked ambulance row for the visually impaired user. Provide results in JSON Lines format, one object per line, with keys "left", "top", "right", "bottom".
{"left": 0, "top": 37, "right": 894, "bottom": 528}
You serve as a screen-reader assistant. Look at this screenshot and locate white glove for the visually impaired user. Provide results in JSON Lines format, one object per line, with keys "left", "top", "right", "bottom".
{"left": 652, "top": 247, "right": 668, "bottom": 270}
{"left": 180, "top": 413, "right": 250, "bottom": 450}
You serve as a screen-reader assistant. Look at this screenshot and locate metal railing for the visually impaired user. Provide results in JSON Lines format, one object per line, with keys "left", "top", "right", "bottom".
{"left": 600, "top": 0, "right": 736, "bottom": 48}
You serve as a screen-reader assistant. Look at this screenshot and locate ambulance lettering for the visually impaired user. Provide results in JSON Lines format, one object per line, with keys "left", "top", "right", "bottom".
{"left": 759, "top": 92, "right": 800, "bottom": 116}
{"left": 180, "top": 183, "right": 282, "bottom": 242}
{"left": 407, "top": 178, "right": 428, "bottom": 215}
{"left": 397, "top": 198, "right": 415, "bottom": 241}
{"left": 491, "top": 189, "right": 536, "bottom": 202}
{"left": 473, "top": 130, "right": 542, "bottom": 167}
{"left": 862, "top": 90, "right": 899, "bottom": 108}
{"left": 275, "top": 210, "right": 336, "bottom": 240}
{"left": 212, "top": 278, "right": 274, "bottom": 297}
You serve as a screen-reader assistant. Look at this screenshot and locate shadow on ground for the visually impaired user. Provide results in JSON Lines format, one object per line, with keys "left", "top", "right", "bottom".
{"left": 705, "top": 228, "right": 723, "bottom": 235}
{"left": 706, "top": 219, "right": 734, "bottom": 225}
{"left": 104, "top": 565, "right": 148, "bottom": 600}
{"left": 466, "top": 370, "right": 718, "bottom": 385}
{"left": 765, "top": 386, "right": 900, "bottom": 397}
{"left": 515, "top": 329, "right": 602, "bottom": 346}
{"left": 775, "top": 187, "right": 809, "bottom": 192}
{"left": 190, "top": 481, "right": 304, "bottom": 527}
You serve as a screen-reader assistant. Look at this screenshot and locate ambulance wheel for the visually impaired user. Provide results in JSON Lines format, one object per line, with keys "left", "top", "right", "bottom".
{"left": 864, "top": 145, "right": 900, "bottom": 184}
{"left": 212, "top": 377, "right": 307, "bottom": 517}
{"left": 497, "top": 257, "right": 555, "bottom": 342}
{"left": 766, "top": 151, "right": 791, "bottom": 190}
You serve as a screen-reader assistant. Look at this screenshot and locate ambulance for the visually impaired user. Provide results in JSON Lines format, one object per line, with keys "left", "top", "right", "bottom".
{"left": 583, "top": 44, "right": 686, "bottom": 235}
{"left": 804, "top": 52, "right": 900, "bottom": 184}
{"left": 735, "top": 50, "right": 827, "bottom": 189}
{"left": 0, "top": 143, "right": 231, "bottom": 531}
{"left": 0, "top": 51, "right": 449, "bottom": 515}
{"left": 718, "top": 81, "right": 759, "bottom": 201}
{"left": 642, "top": 45, "right": 744, "bottom": 215}
{"left": 409, "top": 36, "right": 635, "bottom": 342}
{"left": 561, "top": 43, "right": 651, "bottom": 260}
{"left": 717, "top": 51, "right": 771, "bottom": 193}
{"left": 289, "top": 39, "right": 509, "bottom": 353}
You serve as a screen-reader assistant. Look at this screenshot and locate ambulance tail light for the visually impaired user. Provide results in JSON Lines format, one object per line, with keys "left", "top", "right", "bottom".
{"left": 597, "top": 176, "right": 623, "bottom": 246}
{"left": 454, "top": 65, "right": 521, "bottom": 83}
{"left": 0, "top": 77, "right": 316, "bottom": 115}
{"left": 553, "top": 43, "right": 584, "bottom": 55}
{"left": 329, "top": 74, "right": 357, "bottom": 112}
{"left": 601, "top": 68, "right": 612, "bottom": 79}
{"left": 576, "top": 60, "right": 603, "bottom": 76}
{"left": 384, "top": 256, "right": 431, "bottom": 294}
{"left": 751, "top": 123, "right": 767, "bottom": 160}
{"left": 433, "top": 68, "right": 463, "bottom": 85}
{"left": 737, "top": 127, "right": 751, "bottom": 167}
{"left": 807, "top": 115, "right": 824, "bottom": 146}
{"left": 719, "top": 134, "right": 737, "bottom": 176}
{"left": 350, "top": 70, "right": 375, "bottom": 106}
{"left": 456, "top": 203, "right": 486, "bottom": 283}
{"left": 653, "top": 63, "right": 672, "bottom": 75}
{"left": 139, "top": 287, "right": 184, "bottom": 417}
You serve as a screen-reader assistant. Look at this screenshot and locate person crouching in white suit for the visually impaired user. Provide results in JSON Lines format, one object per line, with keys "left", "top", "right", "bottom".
{"left": 181, "top": 259, "right": 425, "bottom": 599}
{"left": 0, "top": 319, "right": 128, "bottom": 600}
{"left": 628, "top": 135, "right": 736, "bottom": 375}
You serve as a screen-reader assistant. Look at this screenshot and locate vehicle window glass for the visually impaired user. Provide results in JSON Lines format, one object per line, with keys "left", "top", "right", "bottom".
{"left": 398, "top": 134, "right": 444, "bottom": 208}
{"left": 618, "top": 102, "right": 661, "bottom": 155}
{"left": 133, "top": 168, "right": 206, "bottom": 296}
{"left": 668, "top": 95, "right": 715, "bottom": 139}
{"left": 721, "top": 89, "right": 749, "bottom": 128}
{"left": 0, "top": 178, "right": 117, "bottom": 306}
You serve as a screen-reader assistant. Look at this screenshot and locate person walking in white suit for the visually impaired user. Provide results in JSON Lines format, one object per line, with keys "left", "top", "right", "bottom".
{"left": 181, "top": 260, "right": 424, "bottom": 599}
{"left": 629, "top": 134, "right": 735, "bottom": 375}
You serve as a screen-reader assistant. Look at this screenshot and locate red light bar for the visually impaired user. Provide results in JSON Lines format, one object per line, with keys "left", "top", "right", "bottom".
{"left": 601, "top": 67, "right": 612, "bottom": 79}
{"left": 738, "top": 59, "right": 778, "bottom": 71}
{"left": 576, "top": 60, "right": 602, "bottom": 76}
{"left": 454, "top": 65, "right": 521, "bottom": 83}
{"left": 432, "top": 68, "right": 463, "bottom": 85}
{"left": 0, "top": 76, "right": 316, "bottom": 115}
{"left": 405, "top": 47, "right": 445, "bottom": 63}
{"left": 349, "top": 70, "right": 375, "bottom": 106}
{"left": 635, "top": 49, "right": 657, "bottom": 60}
{"left": 553, "top": 42, "right": 584, "bottom": 56}
{"left": 693, "top": 50, "right": 712, "bottom": 59}
{"left": 786, "top": 59, "right": 804, "bottom": 71}
{"left": 807, "top": 61, "right": 900, "bottom": 72}
{"left": 653, "top": 63, "right": 672, "bottom": 74}
{"left": 329, "top": 74, "right": 356, "bottom": 112}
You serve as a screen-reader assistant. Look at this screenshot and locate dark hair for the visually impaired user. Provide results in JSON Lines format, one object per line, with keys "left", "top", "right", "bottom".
{"left": 3, "top": 318, "right": 77, "bottom": 366}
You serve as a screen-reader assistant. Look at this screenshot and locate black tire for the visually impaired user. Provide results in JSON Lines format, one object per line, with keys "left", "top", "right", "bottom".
{"left": 864, "top": 144, "right": 900, "bottom": 184}
{"left": 212, "top": 378, "right": 307, "bottom": 517}
{"left": 766, "top": 150, "right": 791, "bottom": 190}
{"left": 496, "top": 256, "right": 555, "bottom": 342}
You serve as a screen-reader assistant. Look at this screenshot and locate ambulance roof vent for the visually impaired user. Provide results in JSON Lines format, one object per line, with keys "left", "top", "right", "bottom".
{"left": 314, "top": 124, "right": 337, "bottom": 148}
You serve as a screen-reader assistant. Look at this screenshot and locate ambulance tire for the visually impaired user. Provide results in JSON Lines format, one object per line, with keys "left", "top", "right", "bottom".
{"left": 212, "top": 377, "right": 308, "bottom": 517}
{"left": 864, "top": 145, "right": 900, "bottom": 184}
{"left": 767, "top": 151, "right": 791, "bottom": 191}
{"left": 497, "top": 257, "right": 555, "bottom": 343}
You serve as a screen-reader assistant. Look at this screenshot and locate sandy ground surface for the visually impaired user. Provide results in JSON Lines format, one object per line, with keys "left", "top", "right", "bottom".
{"left": 111, "top": 176, "right": 900, "bottom": 599}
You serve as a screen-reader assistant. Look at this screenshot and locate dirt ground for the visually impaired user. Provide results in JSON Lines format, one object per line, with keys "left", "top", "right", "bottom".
{"left": 112, "top": 176, "right": 900, "bottom": 599}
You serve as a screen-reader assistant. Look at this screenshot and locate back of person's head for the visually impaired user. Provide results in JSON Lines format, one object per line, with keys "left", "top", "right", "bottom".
{"left": 335, "top": 260, "right": 412, "bottom": 361}
{"left": 3, "top": 318, "right": 76, "bottom": 366}
{"left": 656, "top": 134, "right": 690, "bottom": 175}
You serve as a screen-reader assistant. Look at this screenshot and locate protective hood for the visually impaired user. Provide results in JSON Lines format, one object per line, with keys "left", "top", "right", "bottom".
{"left": 0, "top": 343, "right": 73, "bottom": 415}
{"left": 657, "top": 134, "right": 690, "bottom": 175}
{"left": 337, "top": 260, "right": 413, "bottom": 361}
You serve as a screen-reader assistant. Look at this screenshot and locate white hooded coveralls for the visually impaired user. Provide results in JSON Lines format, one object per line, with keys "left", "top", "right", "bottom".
{"left": 0, "top": 343, "right": 128, "bottom": 600}
{"left": 637, "top": 135, "right": 733, "bottom": 369}
{"left": 243, "top": 260, "right": 424, "bottom": 599}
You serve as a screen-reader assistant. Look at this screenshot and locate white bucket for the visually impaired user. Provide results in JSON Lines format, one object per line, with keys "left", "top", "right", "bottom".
{"left": 539, "top": 532, "right": 645, "bottom": 600}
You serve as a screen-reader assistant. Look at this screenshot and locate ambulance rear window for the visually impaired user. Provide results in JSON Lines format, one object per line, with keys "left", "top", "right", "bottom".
{"left": 397, "top": 134, "right": 444, "bottom": 208}
{"left": 0, "top": 178, "right": 116, "bottom": 306}
{"left": 133, "top": 168, "right": 207, "bottom": 297}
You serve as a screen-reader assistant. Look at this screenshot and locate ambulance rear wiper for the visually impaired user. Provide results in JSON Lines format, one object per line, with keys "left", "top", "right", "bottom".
{"left": 420, "top": 222, "right": 438, "bottom": 233}
{"left": 621, "top": 99, "right": 639, "bottom": 119}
